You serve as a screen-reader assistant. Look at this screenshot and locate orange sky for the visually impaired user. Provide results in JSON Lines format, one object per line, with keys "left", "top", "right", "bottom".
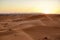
{"left": 0, "top": 0, "right": 60, "bottom": 14}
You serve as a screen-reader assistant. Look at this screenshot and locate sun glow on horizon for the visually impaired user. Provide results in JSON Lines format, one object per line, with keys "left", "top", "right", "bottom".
{"left": 0, "top": 0, "right": 60, "bottom": 14}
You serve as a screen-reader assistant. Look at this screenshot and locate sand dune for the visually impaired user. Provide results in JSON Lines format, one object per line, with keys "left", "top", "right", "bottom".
{"left": 0, "top": 14, "right": 60, "bottom": 40}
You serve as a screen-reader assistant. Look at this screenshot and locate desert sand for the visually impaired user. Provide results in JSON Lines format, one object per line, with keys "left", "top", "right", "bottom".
{"left": 0, "top": 14, "right": 60, "bottom": 40}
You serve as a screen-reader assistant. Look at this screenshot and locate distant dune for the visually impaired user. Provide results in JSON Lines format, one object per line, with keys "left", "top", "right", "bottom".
{"left": 0, "top": 14, "right": 60, "bottom": 40}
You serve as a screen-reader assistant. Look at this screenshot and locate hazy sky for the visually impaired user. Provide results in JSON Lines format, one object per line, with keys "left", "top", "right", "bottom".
{"left": 0, "top": 0, "right": 60, "bottom": 14}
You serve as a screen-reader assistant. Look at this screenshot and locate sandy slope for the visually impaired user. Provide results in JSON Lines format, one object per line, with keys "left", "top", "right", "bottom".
{"left": 0, "top": 14, "right": 60, "bottom": 40}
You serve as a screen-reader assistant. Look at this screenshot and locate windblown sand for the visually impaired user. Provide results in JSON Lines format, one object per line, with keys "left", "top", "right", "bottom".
{"left": 0, "top": 14, "right": 60, "bottom": 40}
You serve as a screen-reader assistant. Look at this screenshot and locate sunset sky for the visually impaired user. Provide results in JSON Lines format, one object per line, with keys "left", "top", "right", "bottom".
{"left": 0, "top": 0, "right": 60, "bottom": 14}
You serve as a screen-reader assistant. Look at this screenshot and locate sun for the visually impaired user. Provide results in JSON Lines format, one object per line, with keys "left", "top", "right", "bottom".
{"left": 42, "top": 9, "right": 50, "bottom": 14}
{"left": 35, "top": 1, "right": 59, "bottom": 14}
